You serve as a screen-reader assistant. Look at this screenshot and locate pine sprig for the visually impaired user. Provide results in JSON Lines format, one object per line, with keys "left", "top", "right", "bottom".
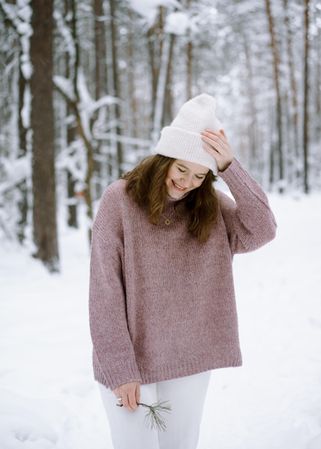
{"left": 117, "top": 399, "right": 172, "bottom": 431}
{"left": 140, "top": 400, "right": 172, "bottom": 431}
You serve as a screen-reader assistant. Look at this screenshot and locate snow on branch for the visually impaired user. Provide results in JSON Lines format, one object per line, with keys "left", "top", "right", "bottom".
{"left": 165, "top": 11, "right": 190, "bottom": 35}
{"left": 0, "top": 155, "right": 31, "bottom": 195}
{"left": 91, "top": 95, "right": 119, "bottom": 114}
{"left": 128, "top": 0, "right": 181, "bottom": 26}
{"left": 54, "top": 9, "right": 75, "bottom": 64}
{"left": 53, "top": 75, "right": 76, "bottom": 103}
{"left": 0, "top": 0, "right": 32, "bottom": 79}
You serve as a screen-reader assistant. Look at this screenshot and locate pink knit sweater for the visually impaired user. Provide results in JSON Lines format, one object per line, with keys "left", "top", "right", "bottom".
{"left": 88, "top": 158, "right": 277, "bottom": 391}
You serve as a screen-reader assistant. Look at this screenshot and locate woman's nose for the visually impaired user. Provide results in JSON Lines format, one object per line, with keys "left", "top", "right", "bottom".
{"left": 180, "top": 174, "right": 193, "bottom": 187}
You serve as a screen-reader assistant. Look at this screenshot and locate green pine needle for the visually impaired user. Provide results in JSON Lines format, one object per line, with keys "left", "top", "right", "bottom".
{"left": 116, "top": 399, "right": 172, "bottom": 431}
{"left": 139, "top": 400, "right": 172, "bottom": 432}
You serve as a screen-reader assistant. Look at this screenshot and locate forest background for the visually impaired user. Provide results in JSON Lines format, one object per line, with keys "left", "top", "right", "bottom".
{"left": 0, "top": 0, "right": 320, "bottom": 271}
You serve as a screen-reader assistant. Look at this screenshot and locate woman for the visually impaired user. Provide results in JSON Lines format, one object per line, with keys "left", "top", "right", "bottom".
{"left": 89, "top": 94, "right": 277, "bottom": 449}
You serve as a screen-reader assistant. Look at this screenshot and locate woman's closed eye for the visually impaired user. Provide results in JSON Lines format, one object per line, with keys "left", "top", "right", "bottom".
{"left": 177, "top": 167, "right": 204, "bottom": 180}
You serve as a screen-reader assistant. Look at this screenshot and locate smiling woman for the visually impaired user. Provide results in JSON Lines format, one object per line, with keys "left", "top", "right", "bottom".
{"left": 165, "top": 160, "right": 210, "bottom": 200}
{"left": 89, "top": 93, "right": 277, "bottom": 449}
{"left": 121, "top": 153, "right": 219, "bottom": 243}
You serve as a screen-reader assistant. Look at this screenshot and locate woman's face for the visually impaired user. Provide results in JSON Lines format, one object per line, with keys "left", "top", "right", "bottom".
{"left": 165, "top": 159, "right": 209, "bottom": 199}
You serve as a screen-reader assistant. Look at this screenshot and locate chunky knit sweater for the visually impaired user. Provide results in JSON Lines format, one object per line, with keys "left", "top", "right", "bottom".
{"left": 88, "top": 158, "right": 277, "bottom": 391}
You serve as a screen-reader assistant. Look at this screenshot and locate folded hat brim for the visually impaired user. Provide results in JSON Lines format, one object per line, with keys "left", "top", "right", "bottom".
{"left": 153, "top": 126, "right": 218, "bottom": 175}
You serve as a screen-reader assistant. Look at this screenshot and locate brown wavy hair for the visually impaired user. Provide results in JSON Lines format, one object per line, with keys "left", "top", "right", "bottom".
{"left": 121, "top": 154, "right": 219, "bottom": 243}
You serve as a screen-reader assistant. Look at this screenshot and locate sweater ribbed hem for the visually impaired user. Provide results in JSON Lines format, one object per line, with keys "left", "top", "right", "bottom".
{"left": 93, "top": 352, "right": 243, "bottom": 390}
{"left": 92, "top": 351, "right": 143, "bottom": 391}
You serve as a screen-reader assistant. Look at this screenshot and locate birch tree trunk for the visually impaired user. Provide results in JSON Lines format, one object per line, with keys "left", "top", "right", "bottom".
{"left": 265, "top": 0, "right": 284, "bottom": 192}
{"left": 30, "top": 0, "right": 59, "bottom": 271}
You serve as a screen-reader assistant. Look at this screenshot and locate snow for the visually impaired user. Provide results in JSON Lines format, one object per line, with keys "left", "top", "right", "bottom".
{"left": 1, "top": 193, "right": 321, "bottom": 449}
{"left": 128, "top": 0, "right": 180, "bottom": 25}
{"left": 53, "top": 76, "right": 76, "bottom": 103}
{"left": 165, "top": 12, "right": 190, "bottom": 35}
{"left": 0, "top": 155, "right": 31, "bottom": 195}
{"left": 0, "top": 0, "right": 33, "bottom": 79}
{"left": 54, "top": 10, "right": 75, "bottom": 62}
{"left": 21, "top": 86, "right": 31, "bottom": 129}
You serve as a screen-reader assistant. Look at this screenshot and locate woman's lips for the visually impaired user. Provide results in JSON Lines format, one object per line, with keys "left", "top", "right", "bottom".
{"left": 172, "top": 180, "right": 186, "bottom": 191}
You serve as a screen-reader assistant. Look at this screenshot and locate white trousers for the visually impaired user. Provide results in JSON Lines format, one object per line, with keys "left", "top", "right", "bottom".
{"left": 97, "top": 370, "right": 211, "bottom": 449}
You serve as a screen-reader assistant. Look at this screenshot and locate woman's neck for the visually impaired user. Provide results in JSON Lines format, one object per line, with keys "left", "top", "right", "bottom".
{"left": 166, "top": 192, "right": 189, "bottom": 202}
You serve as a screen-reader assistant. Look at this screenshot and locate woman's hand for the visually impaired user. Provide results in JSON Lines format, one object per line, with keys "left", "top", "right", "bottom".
{"left": 113, "top": 381, "right": 141, "bottom": 411}
{"left": 200, "top": 129, "right": 234, "bottom": 172}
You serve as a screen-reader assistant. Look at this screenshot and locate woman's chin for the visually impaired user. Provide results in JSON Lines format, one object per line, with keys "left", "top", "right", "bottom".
{"left": 167, "top": 189, "right": 188, "bottom": 200}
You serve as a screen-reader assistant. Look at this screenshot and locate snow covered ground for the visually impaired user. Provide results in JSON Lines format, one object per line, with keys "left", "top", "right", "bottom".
{"left": 1, "top": 192, "right": 321, "bottom": 449}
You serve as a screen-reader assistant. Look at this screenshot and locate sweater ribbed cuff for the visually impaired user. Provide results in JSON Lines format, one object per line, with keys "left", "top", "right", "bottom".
{"left": 93, "top": 354, "right": 143, "bottom": 391}
{"left": 218, "top": 158, "right": 244, "bottom": 184}
{"left": 218, "top": 157, "right": 272, "bottom": 208}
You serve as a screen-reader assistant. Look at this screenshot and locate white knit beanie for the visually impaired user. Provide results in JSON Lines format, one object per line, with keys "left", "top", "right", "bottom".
{"left": 152, "top": 93, "right": 223, "bottom": 175}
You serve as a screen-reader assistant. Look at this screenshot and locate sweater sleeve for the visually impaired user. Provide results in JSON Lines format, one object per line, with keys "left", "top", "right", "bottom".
{"left": 88, "top": 183, "right": 142, "bottom": 391}
{"left": 217, "top": 158, "right": 277, "bottom": 254}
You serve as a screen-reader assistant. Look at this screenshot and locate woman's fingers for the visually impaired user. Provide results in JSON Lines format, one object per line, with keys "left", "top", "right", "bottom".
{"left": 122, "top": 392, "right": 130, "bottom": 409}
{"left": 113, "top": 382, "right": 140, "bottom": 411}
{"left": 128, "top": 386, "right": 138, "bottom": 411}
{"left": 202, "top": 142, "right": 225, "bottom": 166}
{"left": 201, "top": 134, "right": 227, "bottom": 153}
{"left": 135, "top": 383, "right": 141, "bottom": 405}
{"left": 202, "top": 141, "right": 219, "bottom": 155}
{"left": 203, "top": 129, "right": 228, "bottom": 146}
{"left": 200, "top": 128, "right": 234, "bottom": 171}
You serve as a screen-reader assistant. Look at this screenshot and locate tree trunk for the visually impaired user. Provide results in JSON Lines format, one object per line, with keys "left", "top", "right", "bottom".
{"left": 303, "top": 0, "right": 310, "bottom": 193}
{"left": 126, "top": 7, "right": 138, "bottom": 139}
{"left": 186, "top": 39, "right": 193, "bottom": 101}
{"left": 186, "top": 0, "right": 193, "bottom": 100}
{"left": 30, "top": 0, "right": 59, "bottom": 272}
{"left": 16, "top": 48, "right": 28, "bottom": 243}
{"left": 71, "top": 0, "right": 94, "bottom": 242}
{"left": 93, "top": 0, "right": 108, "bottom": 198}
{"left": 148, "top": 6, "right": 165, "bottom": 135}
{"left": 283, "top": 0, "right": 300, "bottom": 188}
{"left": 93, "top": 0, "right": 107, "bottom": 100}
{"left": 109, "top": 0, "right": 123, "bottom": 177}
{"left": 265, "top": 0, "right": 284, "bottom": 192}
{"left": 63, "top": 0, "right": 78, "bottom": 229}
{"left": 152, "top": 33, "right": 172, "bottom": 143}
{"left": 242, "top": 33, "right": 259, "bottom": 175}
{"left": 163, "top": 33, "right": 175, "bottom": 125}
{"left": 315, "top": 27, "right": 321, "bottom": 143}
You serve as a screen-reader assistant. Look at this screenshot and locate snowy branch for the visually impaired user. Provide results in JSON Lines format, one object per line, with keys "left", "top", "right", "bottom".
{"left": 0, "top": 0, "right": 32, "bottom": 80}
